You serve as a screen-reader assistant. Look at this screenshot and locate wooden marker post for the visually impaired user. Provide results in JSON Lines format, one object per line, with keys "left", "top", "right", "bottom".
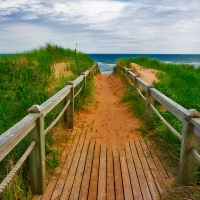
{"left": 66, "top": 82, "right": 74, "bottom": 129}
{"left": 28, "top": 113, "right": 46, "bottom": 194}
{"left": 145, "top": 85, "right": 155, "bottom": 129}
{"left": 178, "top": 110, "right": 200, "bottom": 184}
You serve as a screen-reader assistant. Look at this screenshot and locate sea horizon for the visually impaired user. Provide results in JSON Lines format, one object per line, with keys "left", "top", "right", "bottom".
{"left": 88, "top": 53, "right": 200, "bottom": 74}
{"left": 1, "top": 53, "right": 200, "bottom": 74}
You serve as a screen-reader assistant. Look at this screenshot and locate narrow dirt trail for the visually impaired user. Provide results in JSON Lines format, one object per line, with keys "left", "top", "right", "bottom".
{"left": 35, "top": 71, "right": 174, "bottom": 200}
{"left": 74, "top": 74, "right": 142, "bottom": 149}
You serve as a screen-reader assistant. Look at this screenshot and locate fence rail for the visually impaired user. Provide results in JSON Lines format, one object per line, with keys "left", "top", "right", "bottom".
{"left": 0, "top": 63, "right": 99, "bottom": 194}
{"left": 122, "top": 66, "right": 200, "bottom": 185}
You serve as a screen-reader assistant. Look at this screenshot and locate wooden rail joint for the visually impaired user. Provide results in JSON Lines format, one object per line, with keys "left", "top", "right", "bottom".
{"left": 27, "top": 105, "right": 41, "bottom": 113}
{"left": 68, "top": 81, "right": 74, "bottom": 86}
{"left": 186, "top": 109, "right": 200, "bottom": 119}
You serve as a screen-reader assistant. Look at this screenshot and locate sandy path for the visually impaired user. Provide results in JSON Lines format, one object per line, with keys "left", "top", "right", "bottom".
{"left": 74, "top": 74, "right": 142, "bottom": 149}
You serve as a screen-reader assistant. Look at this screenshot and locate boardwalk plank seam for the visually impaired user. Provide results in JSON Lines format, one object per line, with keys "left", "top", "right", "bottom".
{"left": 139, "top": 139, "right": 168, "bottom": 195}
{"left": 97, "top": 144, "right": 107, "bottom": 200}
{"left": 147, "top": 141, "right": 169, "bottom": 179}
{"left": 119, "top": 149, "right": 134, "bottom": 200}
{"left": 59, "top": 131, "right": 88, "bottom": 199}
{"left": 125, "top": 143, "right": 143, "bottom": 200}
{"left": 129, "top": 141, "right": 153, "bottom": 199}
{"left": 67, "top": 139, "right": 93, "bottom": 199}
{"left": 88, "top": 142, "right": 100, "bottom": 200}
{"left": 113, "top": 149, "right": 124, "bottom": 200}
{"left": 135, "top": 139, "right": 160, "bottom": 199}
{"left": 41, "top": 130, "right": 79, "bottom": 200}
{"left": 33, "top": 133, "right": 173, "bottom": 200}
{"left": 106, "top": 148, "right": 115, "bottom": 200}
{"left": 78, "top": 140, "right": 95, "bottom": 200}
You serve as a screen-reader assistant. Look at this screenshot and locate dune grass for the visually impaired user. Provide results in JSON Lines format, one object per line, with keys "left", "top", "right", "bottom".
{"left": 114, "top": 57, "right": 200, "bottom": 199}
{"left": 0, "top": 44, "right": 95, "bottom": 199}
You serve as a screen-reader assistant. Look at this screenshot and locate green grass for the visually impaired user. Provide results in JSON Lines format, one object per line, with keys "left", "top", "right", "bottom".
{"left": 117, "top": 56, "right": 200, "bottom": 111}
{"left": 0, "top": 43, "right": 96, "bottom": 199}
{"left": 115, "top": 57, "right": 200, "bottom": 198}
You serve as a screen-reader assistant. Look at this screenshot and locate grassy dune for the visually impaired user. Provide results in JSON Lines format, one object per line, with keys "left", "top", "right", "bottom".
{"left": 0, "top": 44, "right": 95, "bottom": 199}
{"left": 115, "top": 57, "right": 200, "bottom": 199}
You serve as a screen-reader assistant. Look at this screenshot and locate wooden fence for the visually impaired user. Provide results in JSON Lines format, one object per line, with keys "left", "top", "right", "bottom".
{"left": 0, "top": 63, "right": 99, "bottom": 194}
{"left": 121, "top": 66, "right": 200, "bottom": 185}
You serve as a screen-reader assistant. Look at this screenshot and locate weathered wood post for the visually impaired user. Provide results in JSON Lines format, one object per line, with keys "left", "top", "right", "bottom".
{"left": 90, "top": 67, "right": 94, "bottom": 77}
{"left": 28, "top": 107, "right": 46, "bottom": 194}
{"left": 81, "top": 72, "right": 86, "bottom": 95}
{"left": 133, "top": 75, "right": 139, "bottom": 92}
{"left": 66, "top": 82, "right": 74, "bottom": 129}
{"left": 178, "top": 109, "right": 200, "bottom": 184}
{"left": 145, "top": 85, "right": 155, "bottom": 129}
{"left": 95, "top": 62, "right": 99, "bottom": 74}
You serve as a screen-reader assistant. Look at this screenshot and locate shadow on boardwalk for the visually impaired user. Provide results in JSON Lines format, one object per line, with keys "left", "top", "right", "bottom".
{"left": 33, "top": 74, "right": 173, "bottom": 200}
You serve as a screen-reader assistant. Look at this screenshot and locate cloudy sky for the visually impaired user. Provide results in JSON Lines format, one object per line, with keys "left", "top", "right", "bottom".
{"left": 0, "top": 0, "right": 200, "bottom": 53}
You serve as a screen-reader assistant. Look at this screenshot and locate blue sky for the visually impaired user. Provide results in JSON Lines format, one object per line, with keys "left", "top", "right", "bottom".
{"left": 0, "top": 0, "right": 200, "bottom": 53}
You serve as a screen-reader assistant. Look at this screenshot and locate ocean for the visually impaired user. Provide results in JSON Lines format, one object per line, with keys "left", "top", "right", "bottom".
{"left": 1, "top": 53, "right": 200, "bottom": 74}
{"left": 88, "top": 54, "right": 200, "bottom": 74}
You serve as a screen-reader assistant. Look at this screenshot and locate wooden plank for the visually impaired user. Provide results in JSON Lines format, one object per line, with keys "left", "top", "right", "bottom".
{"left": 55, "top": 134, "right": 85, "bottom": 199}
{"left": 78, "top": 140, "right": 95, "bottom": 200}
{"left": 72, "top": 75, "right": 84, "bottom": 88}
{"left": 44, "top": 100, "right": 70, "bottom": 135}
{"left": 191, "top": 118, "right": 200, "bottom": 136}
{"left": 66, "top": 82, "right": 74, "bottom": 129}
{"left": 145, "top": 85, "right": 155, "bottom": 129}
{"left": 40, "top": 130, "right": 77, "bottom": 200}
{"left": 128, "top": 70, "right": 149, "bottom": 90}
{"left": 39, "top": 85, "right": 71, "bottom": 116}
{"left": 106, "top": 148, "right": 115, "bottom": 200}
{"left": 32, "top": 195, "right": 42, "bottom": 200}
{"left": 29, "top": 114, "right": 46, "bottom": 195}
{"left": 113, "top": 149, "right": 124, "bottom": 200}
{"left": 139, "top": 140, "right": 168, "bottom": 195}
{"left": 119, "top": 149, "right": 134, "bottom": 200}
{"left": 130, "top": 141, "right": 152, "bottom": 199}
{"left": 125, "top": 143, "right": 143, "bottom": 200}
{"left": 70, "top": 140, "right": 95, "bottom": 200}
{"left": 179, "top": 120, "right": 200, "bottom": 184}
{"left": 49, "top": 132, "right": 85, "bottom": 199}
{"left": 88, "top": 143, "right": 100, "bottom": 200}
{"left": 193, "top": 125, "right": 200, "bottom": 137}
{"left": 97, "top": 144, "right": 107, "bottom": 200}
{"left": 146, "top": 142, "right": 169, "bottom": 180}
{"left": 135, "top": 139, "right": 160, "bottom": 199}
{"left": 136, "top": 76, "right": 149, "bottom": 91}
{"left": 150, "top": 88, "right": 187, "bottom": 122}
{"left": 0, "top": 114, "right": 37, "bottom": 161}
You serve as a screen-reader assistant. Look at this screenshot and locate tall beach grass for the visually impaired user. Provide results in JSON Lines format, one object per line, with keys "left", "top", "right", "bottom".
{"left": 114, "top": 57, "right": 200, "bottom": 198}
{"left": 0, "top": 44, "right": 95, "bottom": 199}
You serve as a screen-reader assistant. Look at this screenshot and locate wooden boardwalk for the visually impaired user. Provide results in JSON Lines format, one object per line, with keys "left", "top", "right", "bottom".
{"left": 33, "top": 129, "right": 172, "bottom": 200}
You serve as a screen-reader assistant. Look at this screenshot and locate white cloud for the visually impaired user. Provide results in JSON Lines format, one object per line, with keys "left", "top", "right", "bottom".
{"left": 0, "top": 0, "right": 200, "bottom": 53}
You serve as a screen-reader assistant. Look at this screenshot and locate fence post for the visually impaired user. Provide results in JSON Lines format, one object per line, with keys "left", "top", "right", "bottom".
{"left": 66, "top": 82, "right": 74, "bottom": 129}
{"left": 28, "top": 114, "right": 46, "bottom": 194}
{"left": 145, "top": 85, "right": 155, "bottom": 129}
{"left": 178, "top": 109, "right": 200, "bottom": 184}
{"left": 81, "top": 72, "right": 86, "bottom": 94}
{"left": 133, "top": 75, "right": 139, "bottom": 92}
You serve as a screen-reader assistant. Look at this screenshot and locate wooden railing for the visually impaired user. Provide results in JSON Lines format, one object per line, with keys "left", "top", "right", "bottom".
{"left": 121, "top": 66, "right": 200, "bottom": 185}
{"left": 0, "top": 63, "right": 99, "bottom": 194}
